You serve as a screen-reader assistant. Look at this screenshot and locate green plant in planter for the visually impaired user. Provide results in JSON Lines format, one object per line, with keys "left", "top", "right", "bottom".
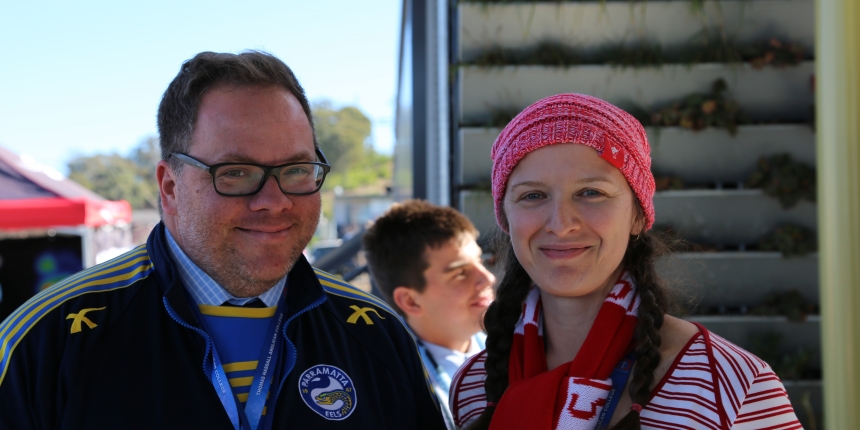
{"left": 465, "top": 36, "right": 804, "bottom": 69}
{"left": 600, "top": 42, "right": 664, "bottom": 68}
{"left": 748, "top": 38, "right": 806, "bottom": 69}
{"left": 642, "top": 78, "right": 744, "bottom": 134}
{"left": 653, "top": 175, "right": 684, "bottom": 191}
{"left": 525, "top": 40, "right": 583, "bottom": 66}
{"left": 758, "top": 224, "right": 817, "bottom": 257}
{"left": 680, "top": 36, "right": 746, "bottom": 65}
{"left": 461, "top": 0, "right": 611, "bottom": 4}
{"left": 749, "top": 332, "right": 816, "bottom": 381}
{"left": 749, "top": 289, "right": 819, "bottom": 322}
{"left": 469, "top": 41, "right": 583, "bottom": 67}
{"left": 680, "top": 34, "right": 806, "bottom": 68}
{"left": 468, "top": 41, "right": 668, "bottom": 68}
{"left": 746, "top": 154, "right": 816, "bottom": 208}
{"left": 486, "top": 107, "right": 520, "bottom": 128}
{"left": 471, "top": 45, "right": 517, "bottom": 67}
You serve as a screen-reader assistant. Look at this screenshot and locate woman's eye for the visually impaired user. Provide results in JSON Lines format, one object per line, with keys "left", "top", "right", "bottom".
{"left": 580, "top": 189, "right": 603, "bottom": 197}
{"left": 522, "top": 192, "right": 544, "bottom": 200}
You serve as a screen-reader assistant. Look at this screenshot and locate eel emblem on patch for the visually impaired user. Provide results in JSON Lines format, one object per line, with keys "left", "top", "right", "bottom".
{"left": 299, "top": 364, "right": 357, "bottom": 420}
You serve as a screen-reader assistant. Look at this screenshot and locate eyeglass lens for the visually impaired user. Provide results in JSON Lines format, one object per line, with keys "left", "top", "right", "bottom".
{"left": 214, "top": 164, "right": 326, "bottom": 195}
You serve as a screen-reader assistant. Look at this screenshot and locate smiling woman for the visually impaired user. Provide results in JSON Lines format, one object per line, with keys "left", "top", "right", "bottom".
{"left": 448, "top": 94, "right": 801, "bottom": 430}
{"left": 504, "top": 144, "right": 641, "bottom": 306}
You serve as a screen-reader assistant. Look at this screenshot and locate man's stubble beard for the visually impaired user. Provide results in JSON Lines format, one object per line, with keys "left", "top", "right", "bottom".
{"left": 178, "top": 207, "right": 320, "bottom": 298}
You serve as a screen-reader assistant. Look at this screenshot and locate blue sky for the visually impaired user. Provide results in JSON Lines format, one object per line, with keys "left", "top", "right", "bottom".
{"left": 0, "top": 0, "right": 401, "bottom": 175}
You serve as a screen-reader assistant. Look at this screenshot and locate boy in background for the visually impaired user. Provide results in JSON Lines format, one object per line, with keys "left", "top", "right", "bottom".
{"left": 363, "top": 200, "right": 495, "bottom": 429}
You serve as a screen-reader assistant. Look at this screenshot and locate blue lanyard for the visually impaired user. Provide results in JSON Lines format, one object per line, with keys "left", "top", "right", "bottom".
{"left": 418, "top": 343, "right": 451, "bottom": 394}
{"left": 191, "top": 291, "right": 287, "bottom": 430}
{"left": 245, "top": 307, "right": 285, "bottom": 430}
{"left": 208, "top": 343, "right": 243, "bottom": 429}
{"left": 416, "top": 342, "right": 454, "bottom": 429}
{"left": 595, "top": 352, "right": 636, "bottom": 430}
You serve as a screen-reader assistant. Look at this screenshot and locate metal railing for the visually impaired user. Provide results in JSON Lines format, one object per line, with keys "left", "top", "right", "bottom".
{"left": 313, "top": 229, "right": 384, "bottom": 297}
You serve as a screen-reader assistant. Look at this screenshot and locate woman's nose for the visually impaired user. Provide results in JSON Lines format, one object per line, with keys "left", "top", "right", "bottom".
{"left": 545, "top": 199, "right": 581, "bottom": 235}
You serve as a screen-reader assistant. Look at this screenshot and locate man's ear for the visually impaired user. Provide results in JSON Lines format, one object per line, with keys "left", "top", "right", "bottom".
{"left": 157, "top": 160, "right": 179, "bottom": 216}
{"left": 392, "top": 286, "right": 422, "bottom": 318}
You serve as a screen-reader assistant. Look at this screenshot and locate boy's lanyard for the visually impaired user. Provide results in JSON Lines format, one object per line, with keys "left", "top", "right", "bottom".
{"left": 417, "top": 335, "right": 485, "bottom": 430}
{"left": 190, "top": 290, "right": 287, "bottom": 430}
{"left": 595, "top": 352, "right": 636, "bottom": 430}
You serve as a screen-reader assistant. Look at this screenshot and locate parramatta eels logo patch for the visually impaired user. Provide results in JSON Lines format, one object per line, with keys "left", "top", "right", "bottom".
{"left": 299, "top": 364, "right": 357, "bottom": 420}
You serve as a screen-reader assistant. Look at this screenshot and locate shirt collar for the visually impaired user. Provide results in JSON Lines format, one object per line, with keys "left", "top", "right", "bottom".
{"left": 421, "top": 333, "right": 485, "bottom": 376}
{"left": 165, "top": 228, "right": 286, "bottom": 307}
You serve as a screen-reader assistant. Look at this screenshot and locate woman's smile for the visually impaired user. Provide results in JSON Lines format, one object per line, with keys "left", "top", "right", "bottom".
{"left": 538, "top": 244, "right": 591, "bottom": 260}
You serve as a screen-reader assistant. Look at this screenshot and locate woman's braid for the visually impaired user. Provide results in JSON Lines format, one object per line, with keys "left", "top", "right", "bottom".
{"left": 610, "top": 231, "right": 672, "bottom": 430}
{"left": 465, "top": 235, "right": 533, "bottom": 430}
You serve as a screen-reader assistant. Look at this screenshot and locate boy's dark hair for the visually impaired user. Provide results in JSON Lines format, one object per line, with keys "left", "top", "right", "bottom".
{"left": 363, "top": 200, "right": 479, "bottom": 314}
{"left": 157, "top": 50, "right": 316, "bottom": 174}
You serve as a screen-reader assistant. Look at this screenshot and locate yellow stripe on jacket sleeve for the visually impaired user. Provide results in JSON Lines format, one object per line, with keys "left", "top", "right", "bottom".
{"left": 0, "top": 247, "right": 153, "bottom": 387}
{"left": 313, "top": 269, "right": 398, "bottom": 314}
{"left": 0, "top": 246, "right": 150, "bottom": 339}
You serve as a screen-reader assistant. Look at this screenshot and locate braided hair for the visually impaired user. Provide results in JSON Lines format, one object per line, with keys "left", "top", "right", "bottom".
{"left": 466, "top": 223, "right": 673, "bottom": 430}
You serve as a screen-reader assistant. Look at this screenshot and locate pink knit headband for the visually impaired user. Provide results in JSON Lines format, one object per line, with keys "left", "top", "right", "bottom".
{"left": 491, "top": 93, "right": 656, "bottom": 232}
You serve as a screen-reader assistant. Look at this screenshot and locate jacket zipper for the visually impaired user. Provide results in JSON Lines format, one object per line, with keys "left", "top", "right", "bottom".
{"left": 163, "top": 296, "right": 215, "bottom": 377}
{"left": 274, "top": 294, "right": 327, "bottom": 401}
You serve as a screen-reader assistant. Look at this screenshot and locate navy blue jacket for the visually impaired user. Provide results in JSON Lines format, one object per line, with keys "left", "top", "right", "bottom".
{"left": 0, "top": 224, "right": 446, "bottom": 430}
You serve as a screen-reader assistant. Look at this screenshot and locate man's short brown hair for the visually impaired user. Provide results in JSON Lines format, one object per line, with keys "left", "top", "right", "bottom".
{"left": 363, "top": 200, "right": 479, "bottom": 312}
{"left": 157, "top": 50, "right": 315, "bottom": 174}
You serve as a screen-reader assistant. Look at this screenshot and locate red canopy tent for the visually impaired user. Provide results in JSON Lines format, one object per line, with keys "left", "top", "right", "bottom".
{"left": 0, "top": 145, "right": 135, "bottom": 320}
{"left": 0, "top": 145, "right": 131, "bottom": 229}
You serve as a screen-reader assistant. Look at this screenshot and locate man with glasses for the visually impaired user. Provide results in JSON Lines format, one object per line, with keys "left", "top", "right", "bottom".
{"left": 0, "top": 51, "right": 445, "bottom": 430}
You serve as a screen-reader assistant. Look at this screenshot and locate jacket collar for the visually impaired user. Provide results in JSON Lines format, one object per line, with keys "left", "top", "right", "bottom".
{"left": 147, "top": 223, "right": 199, "bottom": 326}
{"left": 147, "top": 222, "right": 327, "bottom": 323}
{"left": 284, "top": 253, "right": 327, "bottom": 318}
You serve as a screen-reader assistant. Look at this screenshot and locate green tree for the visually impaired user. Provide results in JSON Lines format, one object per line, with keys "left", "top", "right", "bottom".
{"left": 67, "top": 137, "right": 160, "bottom": 209}
{"left": 313, "top": 102, "right": 372, "bottom": 171}
{"left": 312, "top": 102, "right": 392, "bottom": 191}
{"left": 130, "top": 136, "right": 160, "bottom": 187}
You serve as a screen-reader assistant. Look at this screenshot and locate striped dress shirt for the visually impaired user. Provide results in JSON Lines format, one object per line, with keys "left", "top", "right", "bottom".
{"left": 165, "top": 229, "right": 286, "bottom": 307}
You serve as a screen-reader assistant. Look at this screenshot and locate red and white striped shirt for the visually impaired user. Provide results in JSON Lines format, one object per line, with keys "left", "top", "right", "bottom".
{"left": 449, "top": 326, "right": 801, "bottom": 430}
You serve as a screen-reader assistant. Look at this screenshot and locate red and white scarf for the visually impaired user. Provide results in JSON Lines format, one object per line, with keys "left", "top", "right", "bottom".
{"left": 489, "top": 271, "right": 639, "bottom": 430}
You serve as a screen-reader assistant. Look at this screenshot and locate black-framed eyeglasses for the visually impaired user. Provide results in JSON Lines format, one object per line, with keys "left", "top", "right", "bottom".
{"left": 171, "top": 148, "right": 331, "bottom": 197}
